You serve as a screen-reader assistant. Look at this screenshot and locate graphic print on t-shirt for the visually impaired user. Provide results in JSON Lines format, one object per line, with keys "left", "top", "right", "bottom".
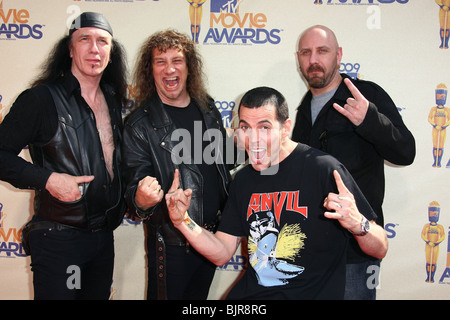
{"left": 247, "top": 191, "right": 307, "bottom": 287}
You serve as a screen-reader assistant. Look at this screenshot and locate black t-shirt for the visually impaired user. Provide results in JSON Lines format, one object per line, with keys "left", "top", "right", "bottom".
{"left": 165, "top": 101, "right": 225, "bottom": 224}
{"left": 218, "top": 143, "right": 376, "bottom": 300}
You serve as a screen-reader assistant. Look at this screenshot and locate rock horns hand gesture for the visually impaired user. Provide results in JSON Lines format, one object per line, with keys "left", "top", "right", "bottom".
{"left": 333, "top": 78, "right": 369, "bottom": 126}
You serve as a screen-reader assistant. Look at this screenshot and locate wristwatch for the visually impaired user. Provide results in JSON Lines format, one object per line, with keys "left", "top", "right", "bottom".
{"left": 349, "top": 215, "right": 370, "bottom": 236}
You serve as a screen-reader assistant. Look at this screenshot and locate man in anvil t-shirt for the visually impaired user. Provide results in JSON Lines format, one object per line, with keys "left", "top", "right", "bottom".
{"left": 165, "top": 86, "right": 388, "bottom": 300}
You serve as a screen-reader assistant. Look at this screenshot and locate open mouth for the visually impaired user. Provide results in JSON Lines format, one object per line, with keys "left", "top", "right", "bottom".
{"left": 164, "top": 77, "right": 179, "bottom": 89}
{"left": 249, "top": 148, "right": 267, "bottom": 164}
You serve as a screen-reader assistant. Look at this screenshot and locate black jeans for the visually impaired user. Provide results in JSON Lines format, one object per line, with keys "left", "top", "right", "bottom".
{"left": 344, "top": 259, "right": 381, "bottom": 300}
{"left": 29, "top": 226, "right": 114, "bottom": 300}
{"left": 147, "top": 241, "right": 216, "bottom": 300}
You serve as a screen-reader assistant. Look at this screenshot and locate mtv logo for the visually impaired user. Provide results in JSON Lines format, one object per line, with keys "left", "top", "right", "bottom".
{"left": 210, "top": 0, "right": 242, "bottom": 13}
{"left": 221, "top": 111, "right": 233, "bottom": 128}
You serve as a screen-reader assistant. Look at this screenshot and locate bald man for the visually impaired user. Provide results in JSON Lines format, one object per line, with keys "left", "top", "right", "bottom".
{"left": 292, "top": 25, "right": 415, "bottom": 300}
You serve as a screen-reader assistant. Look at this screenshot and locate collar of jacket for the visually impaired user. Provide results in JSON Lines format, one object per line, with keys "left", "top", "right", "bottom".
{"left": 333, "top": 73, "right": 354, "bottom": 102}
{"left": 142, "top": 93, "right": 215, "bottom": 129}
{"left": 59, "top": 71, "right": 115, "bottom": 99}
{"left": 58, "top": 71, "right": 122, "bottom": 141}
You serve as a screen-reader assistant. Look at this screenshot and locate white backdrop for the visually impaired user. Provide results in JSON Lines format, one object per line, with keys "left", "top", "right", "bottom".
{"left": 1, "top": 0, "right": 449, "bottom": 300}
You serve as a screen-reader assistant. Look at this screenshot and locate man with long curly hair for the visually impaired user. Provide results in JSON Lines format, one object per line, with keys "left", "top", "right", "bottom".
{"left": 122, "top": 30, "right": 234, "bottom": 299}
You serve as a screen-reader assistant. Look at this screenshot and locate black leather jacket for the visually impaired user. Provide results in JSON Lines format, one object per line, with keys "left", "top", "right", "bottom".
{"left": 122, "top": 93, "right": 233, "bottom": 246}
{"left": 29, "top": 75, "right": 126, "bottom": 231}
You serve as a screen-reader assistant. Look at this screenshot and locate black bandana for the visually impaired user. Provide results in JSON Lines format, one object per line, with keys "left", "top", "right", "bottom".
{"left": 69, "top": 12, "right": 113, "bottom": 36}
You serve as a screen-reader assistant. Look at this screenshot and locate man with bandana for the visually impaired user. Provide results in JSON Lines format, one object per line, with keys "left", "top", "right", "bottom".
{"left": 0, "top": 12, "right": 127, "bottom": 299}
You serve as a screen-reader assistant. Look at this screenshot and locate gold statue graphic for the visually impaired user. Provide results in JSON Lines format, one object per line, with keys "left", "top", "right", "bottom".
{"left": 436, "top": 0, "right": 450, "bottom": 49}
{"left": 428, "top": 83, "right": 450, "bottom": 167}
{"left": 187, "top": 0, "right": 207, "bottom": 44}
{"left": 421, "top": 201, "right": 446, "bottom": 283}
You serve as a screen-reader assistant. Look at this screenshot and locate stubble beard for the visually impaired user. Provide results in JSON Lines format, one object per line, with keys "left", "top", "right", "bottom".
{"left": 304, "top": 64, "right": 338, "bottom": 90}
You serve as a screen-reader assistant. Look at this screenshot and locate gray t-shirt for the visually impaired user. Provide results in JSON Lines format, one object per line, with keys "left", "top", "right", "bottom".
{"left": 311, "top": 87, "right": 338, "bottom": 124}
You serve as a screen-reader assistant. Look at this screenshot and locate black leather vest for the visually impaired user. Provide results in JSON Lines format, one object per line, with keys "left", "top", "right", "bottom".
{"left": 29, "top": 82, "right": 125, "bottom": 230}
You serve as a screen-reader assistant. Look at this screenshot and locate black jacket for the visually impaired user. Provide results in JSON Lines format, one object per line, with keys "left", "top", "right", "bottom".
{"left": 292, "top": 74, "right": 415, "bottom": 262}
{"left": 0, "top": 73, "right": 126, "bottom": 230}
{"left": 122, "top": 93, "right": 233, "bottom": 246}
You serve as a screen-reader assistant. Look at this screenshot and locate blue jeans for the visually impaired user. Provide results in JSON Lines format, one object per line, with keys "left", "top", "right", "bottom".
{"left": 29, "top": 226, "right": 114, "bottom": 300}
{"left": 345, "top": 260, "right": 381, "bottom": 300}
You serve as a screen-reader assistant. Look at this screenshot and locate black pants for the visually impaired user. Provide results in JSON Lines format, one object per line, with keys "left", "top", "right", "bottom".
{"left": 29, "top": 226, "right": 114, "bottom": 300}
{"left": 147, "top": 241, "right": 216, "bottom": 300}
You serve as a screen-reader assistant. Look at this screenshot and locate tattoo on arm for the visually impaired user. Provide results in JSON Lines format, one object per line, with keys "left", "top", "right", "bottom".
{"left": 183, "top": 211, "right": 201, "bottom": 234}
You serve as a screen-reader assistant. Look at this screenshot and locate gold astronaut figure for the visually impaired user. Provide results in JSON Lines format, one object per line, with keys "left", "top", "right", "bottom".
{"left": 436, "top": 0, "right": 450, "bottom": 49}
{"left": 428, "top": 83, "right": 450, "bottom": 168}
{"left": 421, "top": 201, "right": 446, "bottom": 283}
{"left": 187, "top": 0, "right": 207, "bottom": 44}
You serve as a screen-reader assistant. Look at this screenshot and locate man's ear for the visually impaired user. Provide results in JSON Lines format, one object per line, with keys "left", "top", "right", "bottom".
{"left": 282, "top": 118, "right": 292, "bottom": 139}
